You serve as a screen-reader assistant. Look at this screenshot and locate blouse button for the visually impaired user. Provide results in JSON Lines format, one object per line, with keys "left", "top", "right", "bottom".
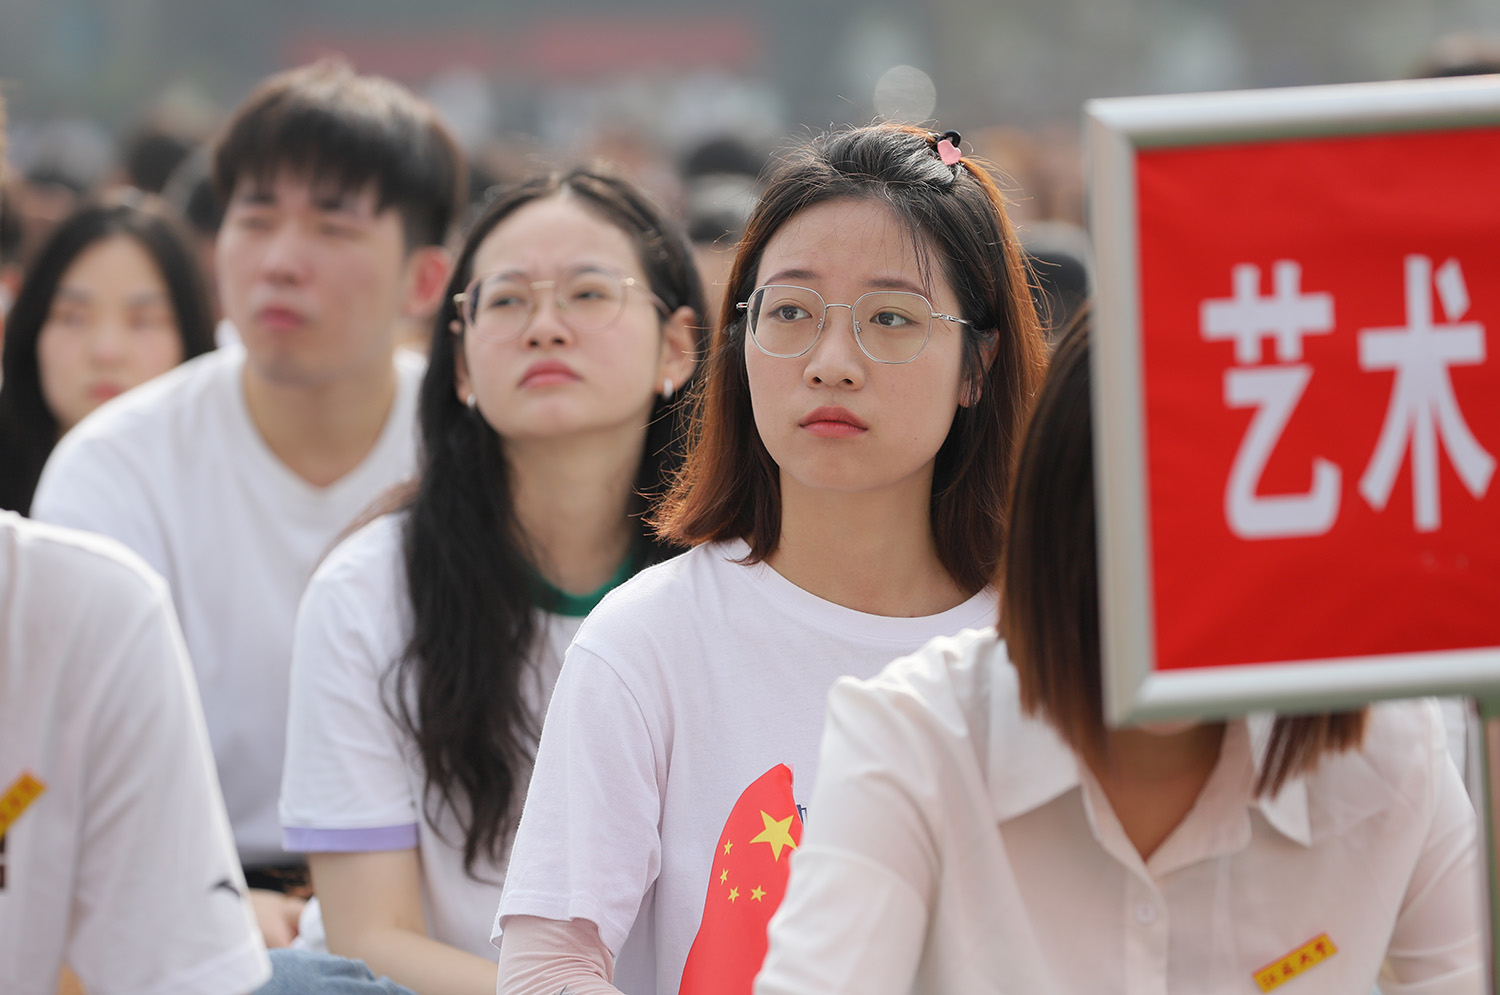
{"left": 1135, "top": 902, "right": 1158, "bottom": 925}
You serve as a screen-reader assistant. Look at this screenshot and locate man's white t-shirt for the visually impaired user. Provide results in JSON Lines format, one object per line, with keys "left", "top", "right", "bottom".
{"left": 494, "top": 541, "right": 998, "bottom": 995}
{"left": 280, "top": 513, "right": 582, "bottom": 958}
{"left": 31, "top": 346, "right": 425, "bottom": 864}
{"left": 0, "top": 513, "right": 271, "bottom": 995}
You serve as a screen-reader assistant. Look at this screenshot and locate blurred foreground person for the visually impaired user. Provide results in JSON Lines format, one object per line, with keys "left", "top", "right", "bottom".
{"left": 0, "top": 196, "right": 215, "bottom": 514}
{"left": 2, "top": 102, "right": 264, "bottom": 985}
{"left": 267, "top": 166, "right": 704, "bottom": 994}
{"left": 0, "top": 512, "right": 272, "bottom": 995}
{"left": 756, "top": 313, "right": 1482, "bottom": 994}
{"left": 30, "top": 61, "right": 461, "bottom": 943}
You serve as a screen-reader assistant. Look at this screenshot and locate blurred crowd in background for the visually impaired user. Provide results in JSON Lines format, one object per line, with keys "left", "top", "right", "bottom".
{"left": 4, "top": 1, "right": 1500, "bottom": 365}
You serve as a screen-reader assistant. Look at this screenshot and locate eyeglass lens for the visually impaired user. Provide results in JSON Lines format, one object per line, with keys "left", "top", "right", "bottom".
{"left": 465, "top": 272, "right": 628, "bottom": 341}
{"left": 747, "top": 285, "right": 933, "bottom": 363}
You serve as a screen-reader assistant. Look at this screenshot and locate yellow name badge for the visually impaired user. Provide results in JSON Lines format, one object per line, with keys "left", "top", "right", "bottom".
{"left": 1254, "top": 933, "right": 1338, "bottom": 992}
{"left": 0, "top": 773, "right": 47, "bottom": 837}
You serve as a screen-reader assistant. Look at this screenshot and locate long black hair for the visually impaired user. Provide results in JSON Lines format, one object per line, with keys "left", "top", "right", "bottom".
{"left": 0, "top": 196, "right": 215, "bottom": 513}
{"left": 394, "top": 166, "right": 708, "bottom": 875}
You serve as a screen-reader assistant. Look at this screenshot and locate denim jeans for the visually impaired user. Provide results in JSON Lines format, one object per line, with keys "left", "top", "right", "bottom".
{"left": 255, "top": 949, "right": 418, "bottom": 995}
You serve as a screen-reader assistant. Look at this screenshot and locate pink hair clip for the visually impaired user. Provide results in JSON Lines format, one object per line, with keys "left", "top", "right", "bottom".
{"left": 936, "top": 130, "right": 963, "bottom": 166}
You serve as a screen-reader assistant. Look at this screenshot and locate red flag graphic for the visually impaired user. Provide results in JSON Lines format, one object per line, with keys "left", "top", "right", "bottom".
{"left": 678, "top": 764, "right": 804, "bottom": 995}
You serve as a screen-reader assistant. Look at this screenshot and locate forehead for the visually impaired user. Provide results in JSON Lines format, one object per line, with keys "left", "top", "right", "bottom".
{"left": 756, "top": 197, "right": 948, "bottom": 301}
{"left": 469, "top": 194, "right": 643, "bottom": 279}
{"left": 59, "top": 235, "right": 165, "bottom": 288}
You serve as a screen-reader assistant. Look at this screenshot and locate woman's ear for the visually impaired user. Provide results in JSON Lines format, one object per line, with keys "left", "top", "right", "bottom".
{"left": 960, "top": 331, "right": 1002, "bottom": 408}
{"left": 656, "top": 305, "right": 700, "bottom": 394}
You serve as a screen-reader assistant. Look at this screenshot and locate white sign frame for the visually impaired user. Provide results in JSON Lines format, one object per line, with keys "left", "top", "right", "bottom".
{"left": 1085, "top": 75, "right": 1500, "bottom": 725}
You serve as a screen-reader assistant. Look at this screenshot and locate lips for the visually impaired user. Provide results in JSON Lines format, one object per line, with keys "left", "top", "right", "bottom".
{"left": 519, "top": 359, "right": 582, "bottom": 388}
{"left": 88, "top": 382, "right": 123, "bottom": 402}
{"left": 254, "top": 304, "right": 307, "bottom": 332}
{"left": 799, "top": 405, "right": 869, "bottom": 437}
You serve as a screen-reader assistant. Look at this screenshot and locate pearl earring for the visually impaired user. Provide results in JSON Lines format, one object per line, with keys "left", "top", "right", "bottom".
{"left": 662, "top": 378, "right": 674, "bottom": 402}
{"left": 465, "top": 393, "right": 477, "bottom": 410}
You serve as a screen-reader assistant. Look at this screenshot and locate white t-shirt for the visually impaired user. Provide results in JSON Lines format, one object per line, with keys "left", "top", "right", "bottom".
{"left": 0, "top": 513, "right": 271, "bottom": 995}
{"left": 31, "top": 346, "right": 425, "bottom": 864}
{"left": 279, "top": 513, "right": 582, "bottom": 958}
{"left": 757, "top": 628, "right": 1483, "bottom": 995}
{"left": 494, "top": 541, "right": 998, "bottom": 995}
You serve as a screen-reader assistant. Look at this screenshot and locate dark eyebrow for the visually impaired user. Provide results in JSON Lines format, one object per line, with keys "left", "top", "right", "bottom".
{"left": 125, "top": 290, "right": 170, "bottom": 308}
{"left": 312, "top": 189, "right": 366, "bottom": 215}
{"left": 760, "top": 268, "right": 932, "bottom": 298}
{"left": 231, "top": 186, "right": 276, "bottom": 206}
{"left": 866, "top": 275, "right": 932, "bottom": 296}
{"left": 478, "top": 262, "right": 620, "bottom": 283}
{"left": 760, "top": 268, "right": 818, "bottom": 286}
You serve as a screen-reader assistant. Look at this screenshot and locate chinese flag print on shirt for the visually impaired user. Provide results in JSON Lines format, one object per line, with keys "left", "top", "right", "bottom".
{"left": 679, "top": 764, "right": 803, "bottom": 995}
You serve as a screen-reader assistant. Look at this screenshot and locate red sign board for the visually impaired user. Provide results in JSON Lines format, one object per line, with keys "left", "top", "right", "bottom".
{"left": 1088, "top": 78, "right": 1500, "bottom": 719}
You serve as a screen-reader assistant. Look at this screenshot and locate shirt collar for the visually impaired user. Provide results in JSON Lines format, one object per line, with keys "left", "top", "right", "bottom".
{"left": 1246, "top": 713, "right": 1314, "bottom": 847}
{"left": 982, "top": 648, "right": 1376, "bottom": 851}
{"left": 984, "top": 657, "right": 1084, "bottom": 824}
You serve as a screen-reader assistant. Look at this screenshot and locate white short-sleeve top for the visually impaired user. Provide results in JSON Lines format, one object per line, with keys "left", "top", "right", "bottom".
{"left": 495, "top": 541, "right": 999, "bottom": 995}
{"left": 279, "top": 513, "right": 582, "bottom": 959}
{"left": 31, "top": 346, "right": 426, "bottom": 864}
{"left": 757, "top": 627, "right": 1483, "bottom": 995}
{"left": 0, "top": 513, "right": 271, "bottom": 995}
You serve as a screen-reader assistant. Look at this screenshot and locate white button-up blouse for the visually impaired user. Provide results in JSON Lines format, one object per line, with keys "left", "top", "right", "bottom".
{"left": 756, "top": 627, "right": 1482, "bottom": 995}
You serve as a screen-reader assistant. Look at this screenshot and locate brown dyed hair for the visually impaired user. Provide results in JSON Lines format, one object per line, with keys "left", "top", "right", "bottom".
{"left": 1000, "top": 310, "right": 1366, "bottom": 796}
{"left": 654, "top": 124, "right": 1047, "bottom": 594}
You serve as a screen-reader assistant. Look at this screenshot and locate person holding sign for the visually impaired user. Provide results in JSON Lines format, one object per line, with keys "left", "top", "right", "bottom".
{"left": 755, "top": 313, "right": 1482, "bottom": 995}
{"left": 493, "top": 124, "right": 1046, "bottom": 995}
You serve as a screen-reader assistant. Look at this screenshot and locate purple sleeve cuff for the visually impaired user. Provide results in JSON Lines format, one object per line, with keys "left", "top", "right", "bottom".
{"left": 282, "top": 823, "right": 420, "bottom": 853}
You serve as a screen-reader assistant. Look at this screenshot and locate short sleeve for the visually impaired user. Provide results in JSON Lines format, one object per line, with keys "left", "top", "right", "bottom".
{"left": 280, "top": 538, "right": 420, "bottom": 852}
{"left": 755, "top": 676, "right": 936, "bottom": 995}
{"left": 1378, "top": 703, "right": 1484, "bottom": 994}
{"left": 32, "top": 434, "right": 168, "bottom": 580}
{"left": 495, "top": 644, "right": 666, "bottom": 957}
{"left": 69, "top": 573, "right": 270, "bottom": 995}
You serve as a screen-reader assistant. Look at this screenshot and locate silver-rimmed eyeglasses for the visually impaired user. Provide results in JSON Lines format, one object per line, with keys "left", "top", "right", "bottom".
{"left": 737, "top": 285, "right": 972, "bottom": 364}
{"left": 454, "top": 268, "right": 667, "bottom": 342}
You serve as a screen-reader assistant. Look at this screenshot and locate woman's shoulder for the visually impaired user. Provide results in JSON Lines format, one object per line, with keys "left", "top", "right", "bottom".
{"left": 1293, "top": 698, "right": 1457, "bottom": 839}
{"left": 830, "top": 626, "right": 1016, "bottom": 746}
{"left": 576, "top": 540, "right": 747, "bottom": 634}
{"left": 1341, "top": 697, "right": 1450, "bottom": 785}
{"left": 305, "top": 512, "right": 409, "bottom": 611}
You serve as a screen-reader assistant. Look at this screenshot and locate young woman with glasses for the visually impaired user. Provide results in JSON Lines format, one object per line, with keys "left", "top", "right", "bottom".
{"left": 268, "top": 168, "right": 703, "bottom": 995}
{"left": 756, "top": 313, "right": 1481, "bottom": 994}
{"left": 493, "top": 124, "right": 1047, "bottom": 994}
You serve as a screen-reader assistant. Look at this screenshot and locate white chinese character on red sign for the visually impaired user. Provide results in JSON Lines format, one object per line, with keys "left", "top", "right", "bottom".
{"left": 1358, "top": 255, "right": 1494, "bottom": 532}
{"left": 1200, "top": 261, "right": 1340, "bottom": 538}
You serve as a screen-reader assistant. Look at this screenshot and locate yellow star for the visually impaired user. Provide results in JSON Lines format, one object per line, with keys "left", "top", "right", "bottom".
{"left": 723, "top": 840, "right": 733, "bottom": 856}
{"left": 719, "top": 869, "right": 728, "bottom": 884}
{"left": 728, "top": 887, "right": 740, "bottom": 903}
{"left": 750, "top": 810, "right": 798, "bottom": 862}
{"left": 751, "top": 886, "right": 766, "bottom": 902}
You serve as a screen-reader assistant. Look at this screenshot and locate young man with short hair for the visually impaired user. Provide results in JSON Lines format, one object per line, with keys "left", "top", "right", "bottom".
{"left": 32, "top": 62, "right": 462, "bottom": 938}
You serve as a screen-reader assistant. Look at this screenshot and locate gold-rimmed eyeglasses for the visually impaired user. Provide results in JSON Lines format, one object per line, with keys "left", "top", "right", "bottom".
{"left": 454, "top": 268, "right": 667, "bottom": 342}
{"left": 737, "top": 284, "right": 972, "bottom": 364}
